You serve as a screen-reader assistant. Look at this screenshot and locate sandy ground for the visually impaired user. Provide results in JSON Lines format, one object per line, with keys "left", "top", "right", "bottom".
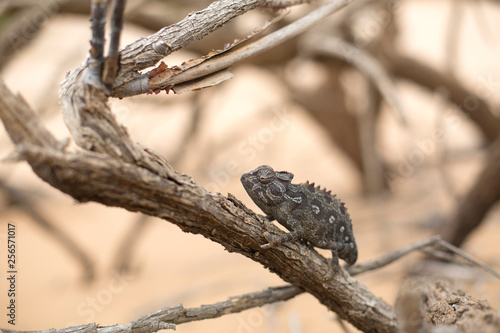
{"left": 0, "top": 1, "right": 499, "bottom": 332}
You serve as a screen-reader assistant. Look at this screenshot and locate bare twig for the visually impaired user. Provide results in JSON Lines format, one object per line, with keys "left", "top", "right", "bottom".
{"left": 260, "top": 0, "right": 312, "bottom": 8}
{"left": 434, "top": 236, "right": 500, "bottom": 279}
{"left": 108, "top": 0, "right": 126, "bottom": 59}
{"left": 89, "top": 0, "right": 108, "bottom": 82}
{"left": 103, "top": 0, "right": 126, "bottom": 86}
{"left": 112, "top": 0, "right": 269, "bottom": 89}
{"left": 347, "top": 236, "right": 443, "bottom": 276}
{"left": 0, "top": 285, "right": 301, "bottom": 333}
{"left": 346, "top": 235, "right": 500, "bottom": 279}
{"left": 114, "top": 0, "right": 356, "bottom": 97}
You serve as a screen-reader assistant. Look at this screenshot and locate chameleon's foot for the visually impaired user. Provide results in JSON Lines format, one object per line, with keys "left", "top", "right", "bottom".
{"left": 261, "top": 232, "right": 277, "bottom": 249}
{"left": 330, "top": 251, "right": 340, "bottom": 269}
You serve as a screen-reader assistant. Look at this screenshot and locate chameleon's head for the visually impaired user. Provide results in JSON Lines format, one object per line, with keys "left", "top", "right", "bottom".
{"left": 240, "top": 165, "right": 294, "bottom": 216}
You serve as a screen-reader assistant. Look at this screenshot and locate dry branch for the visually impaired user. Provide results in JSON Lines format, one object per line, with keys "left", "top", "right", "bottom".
{"left": 102, "top": 0, "right": 126, "bottom": 86}
{"left": 347, "top": 236, "right": 499, "bottom": 279}
{"left": 1, "top": 285, "right": 302, "bottom": 333}
{"left": 396, "top": 277, "right": 500, "bottom": 332}
{"left": 113, "top": 0, "right": 357, "bottom": 97}
{"left": 1, "top": 0, "right": 499, "bottom": 330}
{"left": 113, "top": 0, "right": 268, "bottom": 89}
{"left": 0, "top": 74, "right": 397, "bottom": 333}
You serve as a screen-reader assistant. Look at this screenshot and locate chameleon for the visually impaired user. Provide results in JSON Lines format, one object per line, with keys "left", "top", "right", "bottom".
{"left": 240, "top": 165, "right": 357, "bottom": 266}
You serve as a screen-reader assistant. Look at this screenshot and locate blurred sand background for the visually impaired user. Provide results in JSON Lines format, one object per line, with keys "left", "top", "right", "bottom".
{"left": 1, "top": 0, "right": 500, "bottom": 332}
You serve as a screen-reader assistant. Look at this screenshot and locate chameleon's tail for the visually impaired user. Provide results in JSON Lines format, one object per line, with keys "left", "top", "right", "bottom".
{"left": 335, "top": 242, "right": 358, "bottom": 266}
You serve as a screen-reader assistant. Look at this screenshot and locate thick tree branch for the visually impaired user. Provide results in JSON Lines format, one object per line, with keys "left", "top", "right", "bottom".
{"left": 0, "top": 77, "right": 397, "bottom": 332}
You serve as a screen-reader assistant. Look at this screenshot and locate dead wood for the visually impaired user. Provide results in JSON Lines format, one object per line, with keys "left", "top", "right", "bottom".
{"left": 0, "top": 74, "right": 397, "bottom": 332}
{"left": 396, "top": 277, "right": 500, "bottom": 333}
{"left": 0, "top": 285, "right": 301, "bottom": 333}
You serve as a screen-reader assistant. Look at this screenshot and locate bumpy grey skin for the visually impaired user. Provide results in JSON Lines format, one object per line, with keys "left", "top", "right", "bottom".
{"left": 241, "top": 165, "right": 357, "bottom": 266}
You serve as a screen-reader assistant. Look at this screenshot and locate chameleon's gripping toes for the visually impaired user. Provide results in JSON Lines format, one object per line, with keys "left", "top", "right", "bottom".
{"left": 241, "top": 165, "right": 357, "bottom": 266}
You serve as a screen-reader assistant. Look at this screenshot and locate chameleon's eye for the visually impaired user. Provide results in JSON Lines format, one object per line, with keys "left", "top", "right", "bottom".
{"left": 259, "top": 175, "right": 272, "bottom": 184}
{"left": 257, "top": 169, "right": 274, "bottom": 184}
